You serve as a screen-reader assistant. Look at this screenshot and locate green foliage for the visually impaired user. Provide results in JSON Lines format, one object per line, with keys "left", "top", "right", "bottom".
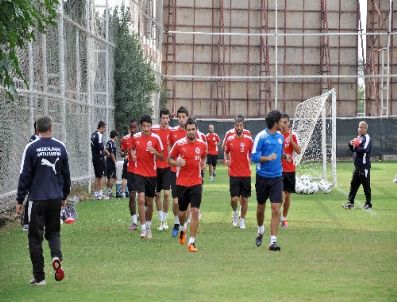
{"left": 0, "top": 0, "right": 58, "bottom": 96}
{"left": 159, "top": 87, "right": 169, "bottom": 114}
{"left": 112, "top": 6, "right": 158, "bottom": 132}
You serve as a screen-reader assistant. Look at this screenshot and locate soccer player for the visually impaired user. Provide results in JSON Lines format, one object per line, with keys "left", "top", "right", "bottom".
{"left": 16, "top": 116, "right": 71, "bottom": 285}
{"left": 120, "top": 119, "right": 138, "bottom": 230}
{"left": 343, "top": 121, "right": 372, "bottom": 210}
{"left": 105, "top": 130, "right": 118, "bottom": 198}
{"left": 130, "top": 115, "right": 164, "bottom": 239}
{"left": 168, "top": 118, "right": 207, "bottom": 252}
{"left": 206, "top": 124, "right": 220, "bottom": 182}
{"left": 91, "top": 121, "right": 109, "bottom": 200}
{"left": 222, "top": 114, "right": 251, "bottom": 148}
{"left": 151, "top": 108, "right": 172, "bottom": 231}
{"left": 251, "top": 110, "right": 284, "bottom": 251}
{"left": 280, "top": 113, "right": 301, "bottom": 228}
{"left": 224, "top": 115, "right": 254, "bottom": 230}
{"left": 168, "top": 106, "right": 189, "bottom": 237}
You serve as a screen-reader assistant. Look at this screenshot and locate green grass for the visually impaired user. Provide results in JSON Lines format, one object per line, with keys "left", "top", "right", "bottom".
{"left": 1, "top": 162, "right": 397, "bottom": 301}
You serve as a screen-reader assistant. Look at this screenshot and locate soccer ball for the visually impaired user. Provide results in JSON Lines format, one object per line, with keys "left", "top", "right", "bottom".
{"left": 318, "top": 179, "right": 332, "bottom": 193}
{"left": 393, "top": 175, "right": 397, "bottom": 184}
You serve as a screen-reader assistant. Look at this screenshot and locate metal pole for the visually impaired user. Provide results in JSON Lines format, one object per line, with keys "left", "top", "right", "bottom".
{"left": 57, "top": 2, "right": 66, "bottom": 143}
{"left": 28, "top": 42, "right": 34, "bottom": 131}
{"left": 274, "top": 0, "right": 278, "bottom": 109}
{"left": 105, "top": 0, "right": 110, "bottom": 129}
{"left": 86, "top": 0, "right": 93, "bottom": 194}
{"left": 41, "top": 34, "right": 48, "bottom": 115}
{"left": 321, "top": 92, "right": 327, "bottom": 180}
{"left": 331, "top": 88, "right": 337, "bottom": 187}
{"left": 76, "top": 30, "right": 81, "bottom": 104}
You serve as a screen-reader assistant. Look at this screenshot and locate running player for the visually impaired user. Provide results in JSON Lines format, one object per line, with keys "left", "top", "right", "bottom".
{"left": 106, "top": 130, "right": 118, "bottom": 198}
{"left": 130, "top": 115, "right": 164, "bottom": 239}
{"left": 224, "top": 115, "right": 254, "bottom": 230}
{"left": 91, "top": 121, "right": 109, "bottom": 200}
{"left": 168, "top": 118, "right": 207, "bottom": 252}
{"left": 206, "top": 124, "right": 220, "bottom": 182}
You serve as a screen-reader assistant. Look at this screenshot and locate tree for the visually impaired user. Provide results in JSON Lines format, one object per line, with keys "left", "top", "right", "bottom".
{"left": 0, "top": 0, "right": 58, "bottom": 96}
{"left": 113, "top": 6, "right": 158, "bottom": 132}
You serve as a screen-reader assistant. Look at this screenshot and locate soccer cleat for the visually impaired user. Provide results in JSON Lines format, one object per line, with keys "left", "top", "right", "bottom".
{"left": 171, "top": 224, "right": 179, "bottom": 237}
{"left": 342, "top": 202, "right": 354, "bottom": 209}
{"left": 281, "top": 219, "right": 289, "bottom": 228}
{"left": 178, "top": 231, "right": 186, "bottom": 245}
{"left": 163, "top": 221, "right": 169, "bottom": 230}
{"left": 140, "top": 229, "right": 146, "bottom": 239}
{"left": 22, "top": 224, "right": 29, "bottom": 232}
{"left": 30, "top": 278, "right": 46, "bottom": 285}
{"left": 239, "top": 220, "right": 246, "bottom": 229}
{"left": 52, "top": 257, "right": 65, "bottom": 281}
{"left": 256, "top": 234, "right": 263, "bottom": 247}
{"left": 187, "top": 243, "right": 197, "bottom": 252}
{"left": 128, "top": 223, "right": 137, "bottom": 231}
{"left": 232, "top": 213, "right": 239, "bottom": 227}
{"left": 157, "top": 222, "right": 164, "bottom": 231}
{"left": 363, "top": 203, "right": 372, "bottom": 210}
{"left": 269, "top": 242, "right": 281, "bottom": 251}
{"left": 146, "top": 228, "right": 152, "bottom": 239}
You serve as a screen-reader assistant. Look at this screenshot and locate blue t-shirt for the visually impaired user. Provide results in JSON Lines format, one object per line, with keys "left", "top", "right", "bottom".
{"left": 251, "top": 129, "right": 284, "bottom": 178}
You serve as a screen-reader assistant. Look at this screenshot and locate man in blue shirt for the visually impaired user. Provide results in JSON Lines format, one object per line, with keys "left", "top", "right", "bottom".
{"left": 16, "top": 116, "right": 71, "bottom": 285}
{"left": 251, "top": 110, "right": 284, "bottom": 251}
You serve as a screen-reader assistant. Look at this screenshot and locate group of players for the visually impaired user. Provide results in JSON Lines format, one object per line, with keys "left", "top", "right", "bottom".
{"left": 91, "top": 107, "right": 301, "bottom": 252}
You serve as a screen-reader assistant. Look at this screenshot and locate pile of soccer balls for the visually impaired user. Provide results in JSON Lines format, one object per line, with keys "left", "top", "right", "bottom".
{"left": 295, "top": 175, "right": 332, "bottom": 194}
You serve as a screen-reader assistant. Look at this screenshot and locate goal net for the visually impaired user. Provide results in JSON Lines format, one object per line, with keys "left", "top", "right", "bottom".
{"left": 292, "top": 89, "right": 337, "bottom": 193}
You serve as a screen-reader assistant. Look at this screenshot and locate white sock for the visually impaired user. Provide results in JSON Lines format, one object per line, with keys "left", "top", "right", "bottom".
{"left": 233, "top": 210, "right": 239, "bottom": 216}
{"left": 270, "top": 235, "right": 277, "bottom": 244}
{"left": 281, "top": 216, "right": 286, "bottom": 221}
{"left": 180, "top": 224, "right": 187, "bottom": 232}
{"left": 188, "top": 237, "right": 195, "bottom": 244}
{"left": 240, "top": 218, "right": 245, "bottom": 223}
{"left": 146, "top": 221, "right": 152, "bottom": 229}
{"left": 131, "top": 215, "right": 137, "bottom": 224}
{"left": 140, "top": 224, "right": 146, "bottom": 231}
{"left": 99, "top": 190, "right": 103, "bottom": 197}
{"left": 258, "top": 225, "right": 265, "bottom": 235}
{"left": 163, "top": 212, "right": 168, "bottom": 221}
{"left": 174, "top": 216, "right": 180, "bottom": 225}
{"left": 158, "top": 211, "right": 163, "bottom": 221}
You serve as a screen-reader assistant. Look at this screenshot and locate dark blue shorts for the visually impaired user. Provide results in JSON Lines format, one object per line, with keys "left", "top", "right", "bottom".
{"left": 177, "top": 185, "right": 202, "bottom": 211}
{"left": 255, "top": 175, "right": 283, "bottom": 204}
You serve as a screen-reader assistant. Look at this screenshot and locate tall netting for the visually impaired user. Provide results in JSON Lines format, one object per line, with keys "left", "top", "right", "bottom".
{"left": 0, "top": 2, "right": 115, "bottom": 212}
{"left": 292, "top": 89, "right": 337, "bottom": 194}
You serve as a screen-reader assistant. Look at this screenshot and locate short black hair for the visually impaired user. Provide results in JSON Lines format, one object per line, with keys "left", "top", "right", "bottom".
{"left": 160, "top": 108, "right": 170, "bottom": 117}
{"left": 36, "top": 116, "right": 52, "bottom": 133}
{"left": 110, "top": 130, "right": 118, "bottom": 138}
{"left": 235, "top": 114, "right": 244, "bottom": 123}
{"left": 186, "top": 117, "right": 197, "bottom": 128}
{"left": 281, "top": 113, "right": 290, "bottom": 120}
{"left": 265, "top": 110, "right": 282, "bottom": 129}
{"left": 140, "top": 115, "right": 152, "bottom": 125}
{"left": 33, "top": 121, "right": 37, "bottom": 131}
{"left": 98, "top": 121, "right": 106, "bottom": 129}
{"left": 130, "top": 118, "right": 137, "bottom": 125}
{"left": 177, "top": 106, "right": 189, "bottom": 117}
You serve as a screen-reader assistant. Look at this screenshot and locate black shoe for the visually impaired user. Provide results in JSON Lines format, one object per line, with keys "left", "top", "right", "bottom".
{"left": 342, "top": 202, "right": 354, "bottom": 209}
{"left": 256, "top": 234, "right": 263, "bottom": 247}
{"left": 269, "top": 242, "right": 281, "bottom": 251}
{"left": 363, "top": 203, "right": 372, "bottom": 210}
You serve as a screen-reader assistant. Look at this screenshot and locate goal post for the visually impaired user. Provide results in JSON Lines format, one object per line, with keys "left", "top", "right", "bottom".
{"left": 292, "top": 89, "right": 337, "bottom": 187}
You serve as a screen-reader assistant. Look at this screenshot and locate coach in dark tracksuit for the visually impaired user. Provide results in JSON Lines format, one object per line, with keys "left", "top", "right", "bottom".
{"left": 343, "top": 121, "right": 372, "bottom": 210}
{"left": 16, "top": 116, "right": 71, "bottom": 285}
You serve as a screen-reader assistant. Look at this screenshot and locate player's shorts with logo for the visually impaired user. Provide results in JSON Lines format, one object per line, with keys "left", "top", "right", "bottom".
{"left": 106, "top": 160, "right": 116, "bottom": 179}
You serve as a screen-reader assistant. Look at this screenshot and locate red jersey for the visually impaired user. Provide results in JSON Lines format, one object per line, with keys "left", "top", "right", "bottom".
{"left": 168, "top": 126, "right": 187, "bottom": 172}
{"left": 224, "top": 134, "right": 254, "bottom": 177}
{"left": 222, "top": 128, "right": 251, "bottom": 147}
{"left": 206, "top": 132, "right": 220, "bottom": 155}
{"left": 120, "top": 134, "right": 136, "bottom": 173}
{"left": 282, "top": 131, "right": 299, "bottom": 172}
{"left": 151, "top": 125, "right": 171, "bottom": 169}
{"left": 169, "top": 137, "right": 207, "bottom": 187}
{"left": 130, "top": 132, "right": 163, "bottom": 177}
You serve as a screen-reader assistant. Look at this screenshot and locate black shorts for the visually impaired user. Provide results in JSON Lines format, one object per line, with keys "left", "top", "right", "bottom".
{"left": 177, "top": 185, "right": 202, "bottom": 211}
{"left": 156, "top": 167, "right": 171, "bottom": 192}
{"left": 282, "top": 172, "right": 296, "bottom": 193}
{"left": 255, "top": 175, "right": 283, "bottom": 204}
{"left": 122, "top": 159, "right": 128, "bottom": 179}
{"left": 207, "top": 154, "right": 218, "bottom": 166}
{"left": 106, "top": 161, "right": 116, "bottom": 179}
{"left": 127, "top": 172, "right": 136, "bottom": 192}
{"left": 93, "top": 157, "right": 106, "bottom": 178}
{"left": 170, "top": 171, "right": 177, "bottom": 198}
{"left": 230, "top": 176, "right": 251, "bottom": 198}
{"left": 134, "top": 174, "right": 156, "bottom": 198}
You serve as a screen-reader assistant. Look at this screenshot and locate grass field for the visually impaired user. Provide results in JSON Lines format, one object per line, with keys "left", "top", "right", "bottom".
{"left": 1, "top": 162, "right": 396, "bottom": 301}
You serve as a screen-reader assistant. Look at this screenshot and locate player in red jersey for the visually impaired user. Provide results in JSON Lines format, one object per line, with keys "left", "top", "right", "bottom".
{"left": 206, "top": 124, "right": 220, "bottom": 182}
{"left": 120, "top": 119, "right": 138, "bottom": 231}
{"left": 222, "top": 115, "right": 251, "bottom": 149}
{"left": 168, "top": 106, "right": 189, "bottom": 237}
{"left": 168, "top": 118, "right": 207, "bottom": 252}
{"left": 280, "top": 113, "right": 301, "bottom": 228}
{"left": 151, "top": 108, "right": 172, "bottom": 231}
{"left": 130, "top": 115, "right": 164, "bottom": 239}
{"left": 224, "top": 115, "right": 254, "bottom": 229}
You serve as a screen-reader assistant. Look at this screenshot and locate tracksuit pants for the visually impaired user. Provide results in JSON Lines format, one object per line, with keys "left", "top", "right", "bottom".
{"left": 348, "top": 167, "right": 371, "bottom": 204}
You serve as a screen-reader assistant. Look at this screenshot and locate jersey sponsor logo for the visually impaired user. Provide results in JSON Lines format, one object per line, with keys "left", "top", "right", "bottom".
{"left": 146, "top": 141, "right": 153, "bottom": 151}
{"left": 240, "top": 142, "right": 245, "bottom": 152}
{"left": 195, "top": 147, "right": 201, "bottom": 154}
{"left": 278, "top": 138, "right": 283, "bottom": 144}
{"left": 41, "top": 158, "right": 59, "bottom": 174}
